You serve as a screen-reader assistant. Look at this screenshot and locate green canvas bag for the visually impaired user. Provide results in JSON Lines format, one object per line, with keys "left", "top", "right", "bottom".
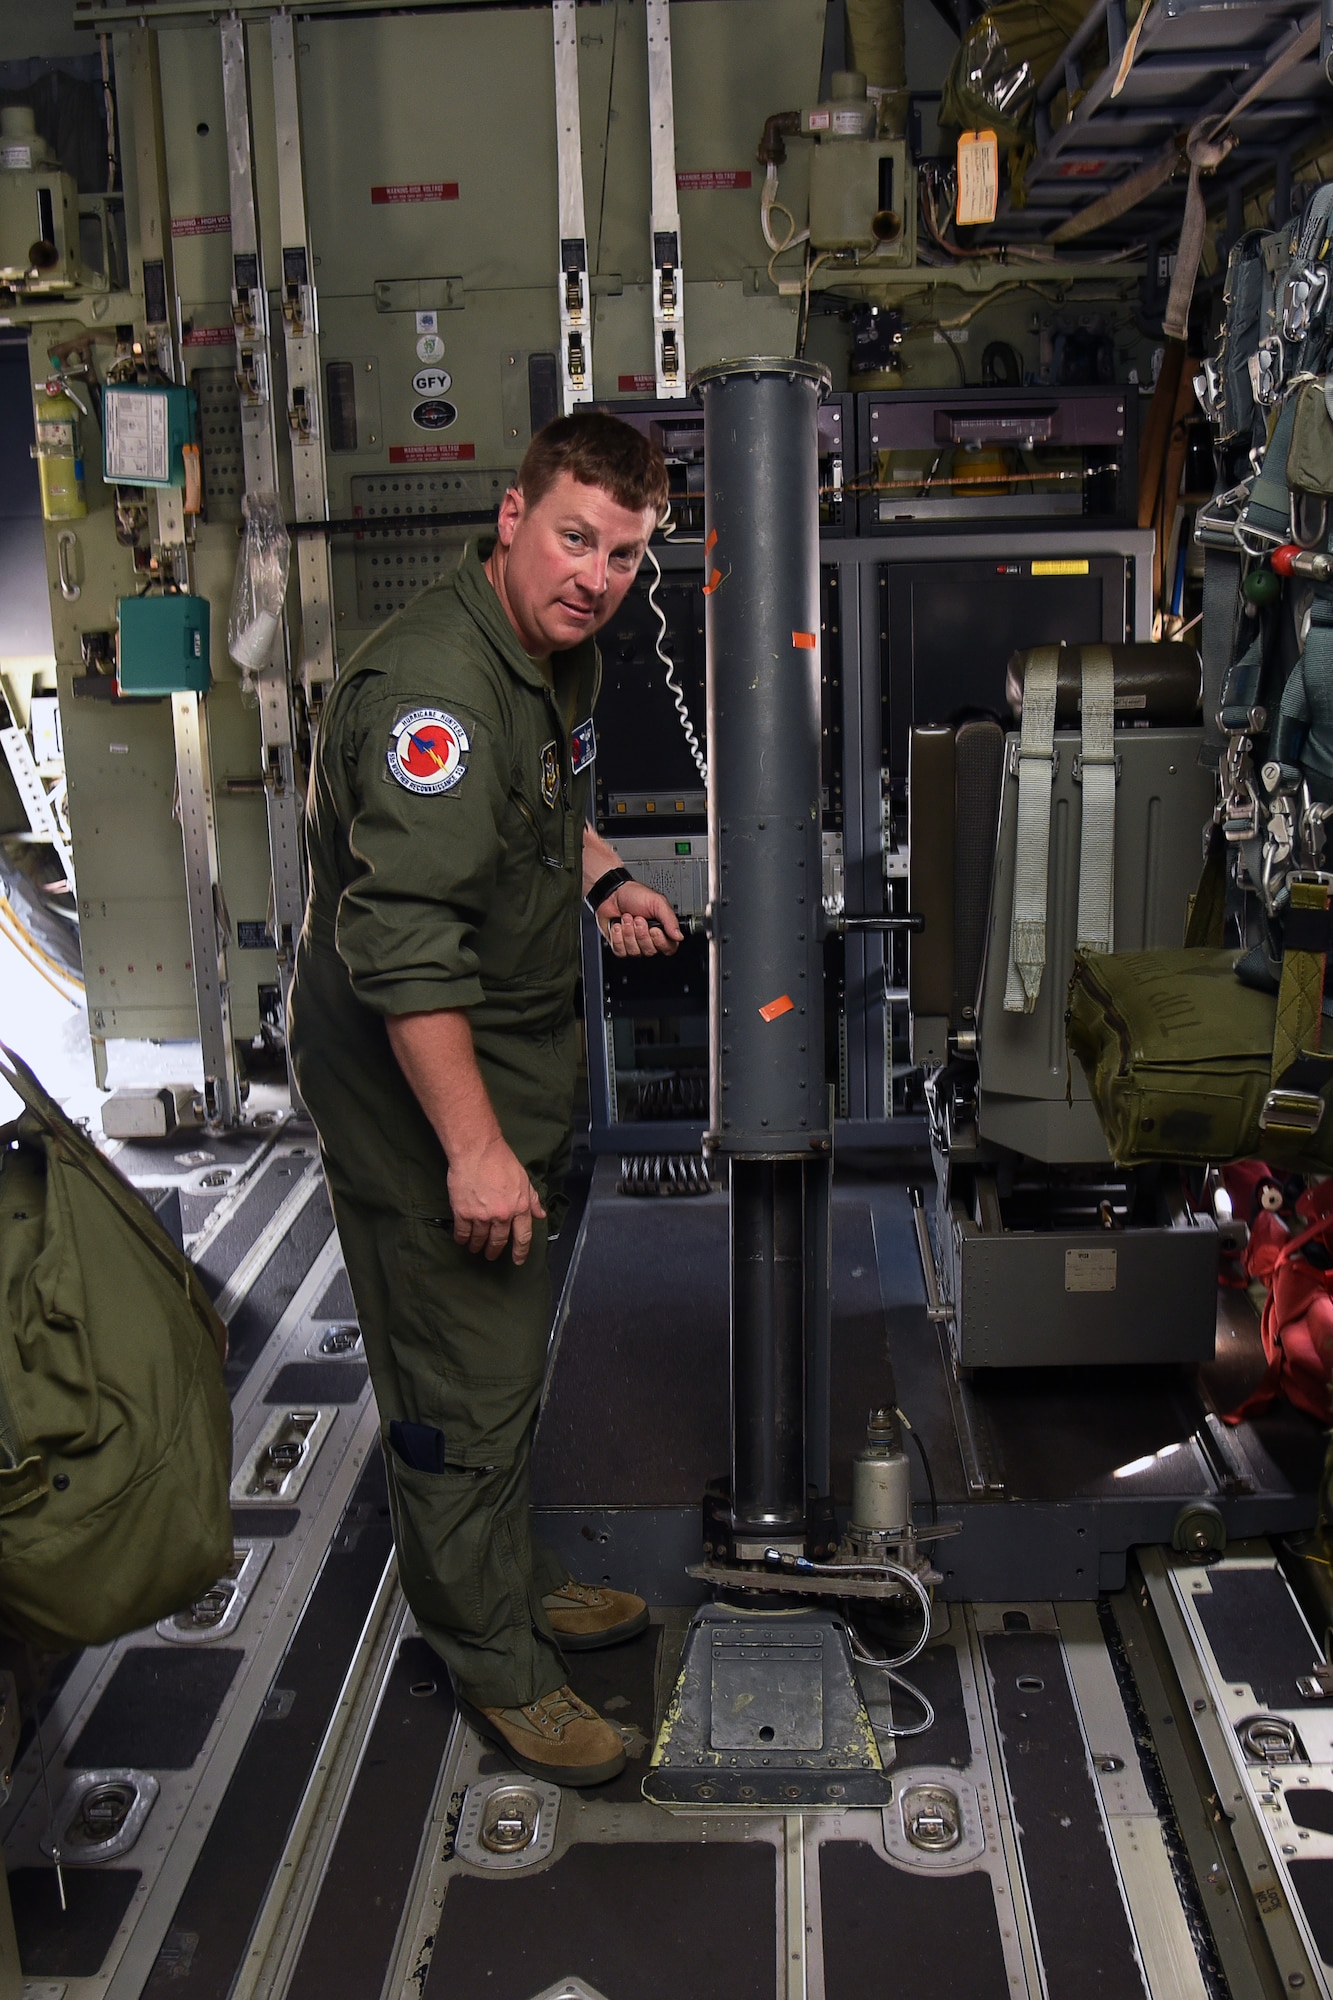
{"left": 1067, "top": 937, "right": 1333, "bottom": 1176}
{"left": 0, "top": 1045, "right": 232, "bottom": 1652}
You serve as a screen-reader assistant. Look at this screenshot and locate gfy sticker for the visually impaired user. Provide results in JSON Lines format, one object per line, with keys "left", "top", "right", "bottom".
{"left": 570, "top": 718, "right": 596, "bottom": 775}
{"left": 539, "top": 740, "right": 559, "bottom": 809}
{"left": 387, "top": 707, "right": 470, "bottom": 795}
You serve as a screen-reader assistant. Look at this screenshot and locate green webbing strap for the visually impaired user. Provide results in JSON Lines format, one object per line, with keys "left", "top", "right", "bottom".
{"left": 1271, "top": 879, "right": 1333, "bottom": 1090}
{"left": 1244, "top": 397, "right": 1299, "bottom": 543}
{"left": 1276, "top": 605, "right": 1333, "bottom": 798}
{"left": 1199, "top": 548, "right": 1240, "bottom": 768}
{"left": 1184, "top": 823, "right": 1228, "bottom": 949}
{"left": 1004, "top": 647, "right": 1060, "bottom": 1014}
{"left": 1075, "top": 646, "right": 1116, "bottom": 959}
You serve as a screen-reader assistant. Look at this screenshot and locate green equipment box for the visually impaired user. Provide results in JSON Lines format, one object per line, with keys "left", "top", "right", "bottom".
{"left": 103, "top": 382, "right": 195, "bottom": 488}
{"left": 117, "top": 593, "right": 211, "bottom": 695}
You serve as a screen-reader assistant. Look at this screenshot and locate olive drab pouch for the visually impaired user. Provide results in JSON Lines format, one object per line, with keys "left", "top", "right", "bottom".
{"left": 1066, "top": 944, "right": 1333, "bottom": 1179}
{"left": 1286, "top": 378, "right": 1333, "bottom": 496}
{"left": 0, "top": 1044, "right": 232, "bottom": 1652}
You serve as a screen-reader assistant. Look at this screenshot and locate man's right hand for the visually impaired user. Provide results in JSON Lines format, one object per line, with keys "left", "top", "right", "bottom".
{"left": 448, "top": 1135, "right": 546, "bottom": 1265}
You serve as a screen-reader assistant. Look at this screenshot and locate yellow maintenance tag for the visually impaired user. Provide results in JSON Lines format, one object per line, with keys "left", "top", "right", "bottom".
{"left": 1031, "top": 559, "right": 1090, "bottom": 576}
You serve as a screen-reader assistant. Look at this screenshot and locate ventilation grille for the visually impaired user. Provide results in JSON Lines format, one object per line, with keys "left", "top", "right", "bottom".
{"left": 349, "top": 468, "right": 513, "bottom": 622}
{"left": 192, "top": 368, "right": 243, "bottom": 523}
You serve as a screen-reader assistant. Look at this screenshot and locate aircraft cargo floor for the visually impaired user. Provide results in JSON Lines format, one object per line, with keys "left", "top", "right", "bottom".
{"left": 2, "top": 1128, "right": 1330, "bottom": 2000}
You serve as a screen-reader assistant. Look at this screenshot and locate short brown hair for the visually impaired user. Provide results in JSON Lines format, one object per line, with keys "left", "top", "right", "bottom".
{"left": 517, "top": 411, "right": 669, "bottom": 519}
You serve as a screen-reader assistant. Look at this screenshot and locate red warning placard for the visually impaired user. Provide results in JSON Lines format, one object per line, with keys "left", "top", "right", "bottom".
{"left": 371, "top": 182, "right": 459, "bottom": 204}
{"left": 171, "top": 213, "right": 230, "bottom": 237}
{"left": 792, "top": 631, "right": 817, "bottom": 648}
{"left": 389, "top": 442, "right": 475, "bottom": 463}
{"left": 182, "top": 326, "right": 235, "bottom": 347}
{"left": 759, "top": 994, "right": 795, "bottom": 1023}
{"left": 618, "top": 374, "right": 656, "bottom": 393}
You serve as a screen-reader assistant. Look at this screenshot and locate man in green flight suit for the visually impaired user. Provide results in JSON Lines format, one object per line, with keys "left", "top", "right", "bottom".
{"left": 289, "top": 413, "right": 682, "bottom": 1786}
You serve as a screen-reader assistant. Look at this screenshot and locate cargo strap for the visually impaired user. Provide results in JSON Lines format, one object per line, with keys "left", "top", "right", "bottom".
{"left": 1243, "top": 397, "right": 1300, "bottom": 544}
{"left": 1163, "top": 129, "right": 1238, "bottom": 343}
{"left": 1161, "top": 12, "right": 1321, "bottom": 340}
{"left": 1264, "top": 878, "right": 1333, "bottom": 1138}
{"left": 1274, "top": 601, "right": 1333, "bottom": 798}
{"left": 1199, "top": 547, "right": 1241, "bottom": 768}
{"left": 1004, "top": 647, "right": 1059, "bottom": 1013}
{"left": 1184, "top": 821, "right": 1229, "bottom": 948}
{"left": 1075, "top": 646, "right": 1116, "bottom": 960}
{"left": 1005, "top": 648, "right": 1120, "bottom": 1012}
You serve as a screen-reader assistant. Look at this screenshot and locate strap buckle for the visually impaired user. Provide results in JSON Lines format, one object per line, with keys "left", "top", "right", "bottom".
{"left": 1282, "top": 264, "right": 1330, "bottom": 344}
{"left": 1193, "top": 357, "right": 1225, "bottom": 422}
{"left": 1259, "top": 1089, "right": 1327, "bottom": 1138}
{"left": 1194, "top": 477, "right": 1254, "bottom": 550}
{"left": 1071, "top": 749, "right": 1121, "bottom": 784}
{"left": 1254, "top": 333, "right": 1286, "bottom": 408}
{"left": 1007, "top": 740, "right": 1059, "bottom": 781}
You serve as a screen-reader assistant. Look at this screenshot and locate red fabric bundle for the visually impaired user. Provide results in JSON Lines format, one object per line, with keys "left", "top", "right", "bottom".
{"left": 1227, "top": 1206, "right": 1333, "bottom": 1426}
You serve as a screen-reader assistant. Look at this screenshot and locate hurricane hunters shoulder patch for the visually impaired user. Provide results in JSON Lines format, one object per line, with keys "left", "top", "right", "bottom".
{"left": 539, "top": 740, "right": 559, "bottom": 808}
{"left": 387, "top": 707, "right": 470, "bottom": 795}
{"left": 570, "top": 718, "right": 596, "bottom": 775}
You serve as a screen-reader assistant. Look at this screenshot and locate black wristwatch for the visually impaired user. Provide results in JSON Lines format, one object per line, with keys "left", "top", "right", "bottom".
{"left": 585, "top": 866, "right": 634, "bottom": 914}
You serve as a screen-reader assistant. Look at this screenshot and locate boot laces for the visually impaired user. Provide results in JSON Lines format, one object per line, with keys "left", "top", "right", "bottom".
{"left": 525, "top": 1687, "right": 586, "bottom": 1734}
{"left": 552, "top": 1580, "right": 603, "bottom": 1607}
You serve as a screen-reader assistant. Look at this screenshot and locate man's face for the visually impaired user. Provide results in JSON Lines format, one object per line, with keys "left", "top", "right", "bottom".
{"left": 492, "top": 470, "right": 657, "bottom": 656}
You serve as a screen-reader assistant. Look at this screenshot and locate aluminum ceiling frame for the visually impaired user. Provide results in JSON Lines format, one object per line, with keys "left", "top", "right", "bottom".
{"left": 987, "top": 0, "right": 1329, "bottom": 245}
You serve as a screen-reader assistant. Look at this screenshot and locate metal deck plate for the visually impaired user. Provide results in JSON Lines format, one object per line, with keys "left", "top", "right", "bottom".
{"left": 645, "top": 1609, "right": 891, "bottom": 1810}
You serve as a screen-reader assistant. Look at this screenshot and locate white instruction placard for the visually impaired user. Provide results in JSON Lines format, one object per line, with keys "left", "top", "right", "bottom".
{"left": 1065, "top": 1247, "right": 1117, "bottom": 1293}
{"left": 956, "top": 130, "right": 999, "bottom": 227}
{"left": 104, "top": 389, "right": 169, "bottom": 485}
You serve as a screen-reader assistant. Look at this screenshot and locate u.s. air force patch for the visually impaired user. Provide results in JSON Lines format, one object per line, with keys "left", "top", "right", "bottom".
{"left": 539, "top": 740, "right": 559, "bottom": 808}
{"left": 387, "top": 708, "right": 470, "bottom": 795}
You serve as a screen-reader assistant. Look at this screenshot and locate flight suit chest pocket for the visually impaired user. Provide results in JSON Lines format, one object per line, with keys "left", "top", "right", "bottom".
{"left": 512, "top": 783, "right": 566, "bottom": 871}
{"left": 513, "top": 722, "right": 573, "bottom": 871}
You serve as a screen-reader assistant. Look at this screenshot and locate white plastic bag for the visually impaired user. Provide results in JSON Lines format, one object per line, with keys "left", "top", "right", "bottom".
{"left": 228, "top": 491, "right": 290, "bottom": 669}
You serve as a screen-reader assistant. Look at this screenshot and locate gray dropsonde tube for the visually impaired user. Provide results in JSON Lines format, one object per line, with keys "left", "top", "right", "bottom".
{"left": 694, "top": 357, "right": 832, "bottom": 1546}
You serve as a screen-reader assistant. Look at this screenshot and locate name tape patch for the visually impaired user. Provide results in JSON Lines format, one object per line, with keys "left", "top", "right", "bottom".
{"left": 388, "top": 707, "right": 470, "bottom": 795}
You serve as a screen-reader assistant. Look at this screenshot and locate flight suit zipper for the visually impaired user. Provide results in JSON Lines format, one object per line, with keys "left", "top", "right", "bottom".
{"left": 512, "top": 792, "right": 565, "bottom": 868}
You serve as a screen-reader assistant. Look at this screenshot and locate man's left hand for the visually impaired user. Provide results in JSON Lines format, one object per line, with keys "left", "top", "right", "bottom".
{"left": 597, "top": 880, "right": 683, "bottom": 957}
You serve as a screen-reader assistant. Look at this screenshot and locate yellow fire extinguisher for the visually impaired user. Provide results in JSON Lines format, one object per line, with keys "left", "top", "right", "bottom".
{"left": 34, "top": 376, "right": 86, "bottom": 521}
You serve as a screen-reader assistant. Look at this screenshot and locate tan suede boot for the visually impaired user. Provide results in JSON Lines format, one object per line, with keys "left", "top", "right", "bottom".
{"left": 462, "top": 1685, "right": 626, "bottom": 1787}
{"left": 542, "top": 1579, "right": 650, "bottom": 1651}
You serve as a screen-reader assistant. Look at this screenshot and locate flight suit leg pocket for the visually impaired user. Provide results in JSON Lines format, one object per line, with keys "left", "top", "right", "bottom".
{"left": 385, "top": 1439, "right": 560, "bottom": 1703}
{"left": 395, "top": 1213, "right": 550, "bottom": 1399}
{"left": 385, "top": 1441, "right": 513, "bottom": 1644}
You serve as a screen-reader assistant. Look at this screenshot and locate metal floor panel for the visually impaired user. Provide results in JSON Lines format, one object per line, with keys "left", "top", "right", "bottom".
{"left": 370, "top": 1598, "right": 1212, "bottom": 2000}
{"left": 283, "top": 1636, "right": 456, "bottom": 2000}
{"left": 1138, "top": 1541, "right": 1333, "bottom": 1998}
{"left": 191, "top": 1150, "right": 318, "bottom": 1299}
